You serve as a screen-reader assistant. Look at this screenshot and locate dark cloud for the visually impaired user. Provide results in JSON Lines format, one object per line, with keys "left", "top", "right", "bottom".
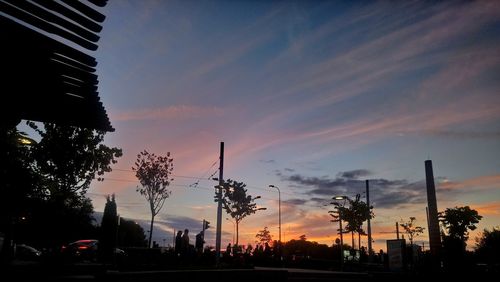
{"left": 337, "top": 169, "right": 372, "bottom": 179}
{"left": 281, "top": 171, "right": 427, "bottom": 209}
{"left": 283, "top": 198, "right": 308, "bottom": 205}
{"left": 310, "top": 197, "right": 330, "bottom": 205}
{"left": 284, "top": 168, "right": 295, "bottom": 172}
{"left": 160, "top": 214, "right": 205, "bottom": 232}
{"left": 259, "top": 159, "right": 276, "bottom": 164}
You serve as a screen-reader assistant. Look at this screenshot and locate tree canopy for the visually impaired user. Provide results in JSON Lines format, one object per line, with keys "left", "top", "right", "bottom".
{"left": 329, "top": 194, "right": 373, "bottom": 249}
{"left": 475, "top": 227, "right": 500, "bottom": 266}
{"left": 399, "top": 217, "right": 425, "bottom": 245}
{"left": 1, "top": 123, "right": 122, "bottom": 251}
{"left": 28, "top": 122, "right": 122, "bottom": 196}
{"left": 133, "top": 150, "right": 174, "bottom": 248}
{"left": 255, "top": 227, "right": 272, "bottom": 245}
{"left": 217, "top": 179, "right": 264, "bottom": 246}
{"left": 439, "top": 206, "right": 482, "bottom": 243}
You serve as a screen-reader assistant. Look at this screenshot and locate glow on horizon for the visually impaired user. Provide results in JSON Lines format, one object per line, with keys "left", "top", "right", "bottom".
{"left": 76, "top": 0, "right": 500, "bottom": 252}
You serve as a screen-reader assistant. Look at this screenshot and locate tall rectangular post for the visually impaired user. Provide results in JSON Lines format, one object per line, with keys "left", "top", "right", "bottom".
{"left": 425, "top": 160, "right": 441, "bottom": 269}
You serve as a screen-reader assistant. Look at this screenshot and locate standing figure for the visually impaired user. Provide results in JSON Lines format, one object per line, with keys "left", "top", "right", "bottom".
{"left": 195, "top": 231, "right": 204, "bottom": 255}
{"left": 181, "top": 229, "right": 190, "bottom": 256}
{"left": 175, "top": 230, "right": 183, "bottom": 256}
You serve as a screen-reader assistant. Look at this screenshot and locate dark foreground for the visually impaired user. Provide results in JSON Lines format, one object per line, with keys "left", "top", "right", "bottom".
{"left": 2, "top": 262, "right": 493, "bottom": 282}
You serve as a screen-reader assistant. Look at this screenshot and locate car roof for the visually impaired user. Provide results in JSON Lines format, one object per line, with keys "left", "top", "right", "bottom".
{"left": 71, "top": 239, "right": 98, "bottom": 244}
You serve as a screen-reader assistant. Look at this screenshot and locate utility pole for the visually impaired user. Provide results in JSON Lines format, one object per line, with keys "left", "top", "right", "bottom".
{"left": 425, "top": 160, "right": 441, "bottom": 269}
{"left": 366, "top": 180, "right": 372, "bottom": 261}
{"left": 396, "top": 222, "right": 399, "bottom": 239}
{"left": 215, "top": 142, "right": 224, "bottom": 266}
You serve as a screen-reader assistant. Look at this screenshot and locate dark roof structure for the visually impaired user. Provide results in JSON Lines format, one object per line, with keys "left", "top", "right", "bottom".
{"left": 1, "top": 0, "right": 114, "bottom": 132}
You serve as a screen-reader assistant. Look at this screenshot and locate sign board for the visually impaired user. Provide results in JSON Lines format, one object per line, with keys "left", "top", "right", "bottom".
{"left": 387, "top": 239, "right": 405, "bottom": 271}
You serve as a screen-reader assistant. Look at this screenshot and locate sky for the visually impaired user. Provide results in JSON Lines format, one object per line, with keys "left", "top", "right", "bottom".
{"left": 49, "top": 0, "right": 500, "bottom": 251}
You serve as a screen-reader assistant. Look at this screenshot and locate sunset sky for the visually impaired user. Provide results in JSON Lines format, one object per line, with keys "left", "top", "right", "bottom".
{"left": 72, "top": 0, "right": 500, "bottom": 251}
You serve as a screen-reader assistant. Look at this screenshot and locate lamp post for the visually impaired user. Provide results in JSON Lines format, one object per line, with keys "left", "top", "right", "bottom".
{"left": 268, "top": 185, "right": 281, "bottom": 243}
{"left": 226, "top": 218, "right": 235, "bottom": 245}
{"left": 332, "top": 195, "right": 347, "bottom": 271}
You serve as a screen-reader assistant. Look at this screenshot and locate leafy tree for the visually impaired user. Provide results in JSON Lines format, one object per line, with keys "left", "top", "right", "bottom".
{"left": 439, "top": 206, "right": 481, "bottom": 271}
{"left": 329, "top": 194, "right": 373, "bottom": 250}
{"left": 283, "top": 238, "right": 335, "bottom": 262}
{"left": 255, "top": 227, "right": 272, "bottom": 245}
{"left": 28, "top": 122, "right": 122, "bottom": 197}
{"left": 117, "top": 218, "right": 147, "bottom": 247}
{"left": 100, "top": 194, "right": 118, "bottom": 262}
{"left": 299, "top": 234, "right": 307, "bottom": 241}
{"left": 2, "top": 123, "right": 121, "bottom": 253}
{"left": 133, "top": 150, "right": 174, "bottom": 248}
{"left": 399, "top": 217, "right": 425, "bottom": 245}
{"left": 475, "top": 227, "right": 500, "bottom": 266}
{"left": 27, "top": 123, "right": 121, "bottom": 245}
{"left": 439, "top": 206, "right": 482, "bottom": 244}
{"left": 0, "top": 128, "right": 39, "bottom": 260}
{"left": 217, "top": 179, "right": 264, "bottom": 246}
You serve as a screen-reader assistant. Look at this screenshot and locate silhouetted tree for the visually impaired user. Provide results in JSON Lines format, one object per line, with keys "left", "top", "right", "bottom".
{"left": 133, "top": 150, "right": 174, "bottom": 248}
{"left": 299, "top": 234, "right": 307, "bottom": 241}
{"left": 283, "top": 238, "right": 335, "bottom": 263}
{"left": 100, "top": 194, "right": 118, "bottom": 263}
{"left": 330, "top": 194, "right": 373, "bottom": 250}
{"left": 439, "top": 206, "right": 482, "bottom": 271}
{"left": 28, "top": 122, "right": 122, "bottom": 197}
{"left": 400, "top": 217, "right": 425, "bottom": 246}
{"left": 117, "top": 218, "right": 147, "bottom": 247}
{"left": 0, "top": 128, "right": 39, "bottom": 261}
{"left": 255, "top": 227, "right": 272, "bottom": 245}
{"left": 475, "top": 227, "right": 500, "bottom": 268}
{"left": 28, "top": 123, "right": 121, "bottom": 246}
{"left": 217, "top": 179, "right": 264, "bottom": 246}
{"left": 439, "top": 206, "right": 482, "bottom": 246}
{"left": 2, "top": 123, "right": 121, "bottom": 252}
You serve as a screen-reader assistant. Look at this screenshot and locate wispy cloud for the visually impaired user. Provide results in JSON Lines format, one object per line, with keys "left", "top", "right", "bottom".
{"left": 259, "top": 159, "right": 276, "bottom": 164}
{"left": 424, "top": 130, "right": 500, "bottom": 139}
{"left": 111, "top": 105, "right": 224, "bottom": 121}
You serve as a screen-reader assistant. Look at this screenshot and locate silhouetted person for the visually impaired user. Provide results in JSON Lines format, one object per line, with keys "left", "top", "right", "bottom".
{"left": 195, "top": 231, "right": 204, "bottom": 255}
{"left": 181, "top": 229, "right": 190, "bottom": 256}
{"left": 264, "top": 242, "right": 272, "bottom": 258}
{"left": 226, "top": 243, "right": 232, "bottom": 257}
{"left": 175, "top": 230, "right": 183, "bottom": 256}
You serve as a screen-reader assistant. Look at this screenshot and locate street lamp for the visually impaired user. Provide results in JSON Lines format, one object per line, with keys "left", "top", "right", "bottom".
{"left": 331, "top": 195, "right": 348, "bottom": 271}
{"left": 268, "top": 185, "right": 281, "bottom": 243}
{"left": 226, "top": 218, "right": 235, "bottom": 245}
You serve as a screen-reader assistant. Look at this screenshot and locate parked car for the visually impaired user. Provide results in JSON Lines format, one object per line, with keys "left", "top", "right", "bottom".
{"left": 61, "top": 239, "right": 127, "bottom": 263}
{"left": 15, "top": 244, "right": 42, "bottom": 261}
{"left": 61, "top": 239, "right": 99, "bottom": 262}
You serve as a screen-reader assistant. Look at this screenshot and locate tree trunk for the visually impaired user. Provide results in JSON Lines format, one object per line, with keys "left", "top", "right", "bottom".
{"left": 358, "top": 232, "right": 361, "bottom": 251}
{"left": 236, "top": 221, "right": 239, "bottom": 246}
{"left": 351, "top": 231, "right": 355, "bottom": 250}
{"left": 149, "top": 214, "right": 154, "bottom": 248}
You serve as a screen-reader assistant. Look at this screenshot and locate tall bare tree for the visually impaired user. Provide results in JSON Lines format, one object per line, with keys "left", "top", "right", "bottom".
{"left": 133, "top": 150, "right": 173, "bottom": 248}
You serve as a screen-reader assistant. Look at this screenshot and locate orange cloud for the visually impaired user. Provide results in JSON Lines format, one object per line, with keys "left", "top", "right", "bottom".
{"left": 475, "top": 202, "right": 500, "bottom": 216}
{"left": 439, "top": 174, "right": 500, "bottom": 192}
